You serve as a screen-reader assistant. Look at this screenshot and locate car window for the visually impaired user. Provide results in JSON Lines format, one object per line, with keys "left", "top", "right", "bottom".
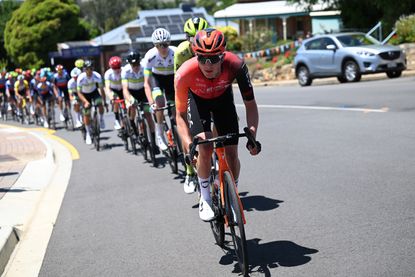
{"left": 337, "top": 34, "right": 376, "bottom": 47}
{"left": 322, "top": 37, "right": 336, "bottom": 48}
{"left": 305, "top": 38, "right": 324, "bottom": 50}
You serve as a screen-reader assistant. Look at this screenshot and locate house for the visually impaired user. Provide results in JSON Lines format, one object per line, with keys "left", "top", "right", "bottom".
{"left": 214, "top": 0, "right": 342, "bottom": 42}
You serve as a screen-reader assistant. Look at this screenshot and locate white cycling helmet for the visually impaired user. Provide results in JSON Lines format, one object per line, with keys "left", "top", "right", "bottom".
{"left": 70, "top": 67, "right": 82, "bottom": 78}
{"left": 151, "top": 28, "right": 171, "bottom": 44}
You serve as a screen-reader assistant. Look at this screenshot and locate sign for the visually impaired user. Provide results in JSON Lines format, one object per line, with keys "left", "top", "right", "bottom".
{"left": 48, "top": 46, "right": 101, "bottom": 59}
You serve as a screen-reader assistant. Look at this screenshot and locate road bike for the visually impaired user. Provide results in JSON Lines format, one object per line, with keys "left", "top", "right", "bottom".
{"left": 114, "top": 99, "right": 137, "bottom": 155}
{"left": 188, "top": 127, "right": 260, "bottom": 276}
{"left": 152, "top": 102, "right": 184, "bottom": 174}
{"left": 46, "top": 97, "right": 56, "bottom": 130}
{"left": 80, "top": 99, "right": 101, "bottom": 151}
{"left": 62, "top": 97, "right": 74, "bottom": 131}
{"left": 134, "top": 101, "right": 157, "bottom": 166}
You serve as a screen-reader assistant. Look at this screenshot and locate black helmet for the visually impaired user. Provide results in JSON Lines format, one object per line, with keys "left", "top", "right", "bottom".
{"left": 84, "top": 59, "right": 94, "bottom": 69}
{"left": 127, "top": 51, "right": 140, "bottom": 64}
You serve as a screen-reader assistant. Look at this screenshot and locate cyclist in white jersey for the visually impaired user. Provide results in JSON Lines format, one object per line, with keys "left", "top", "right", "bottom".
{"left": 104, "top": 56, "right": 123, "bottom": 130}
{"left": 77, "top": 60, "right": 106, "bottom": 145}
{"left": 143, "top": 28, "right": 177, "bottom": 151}
{"left": 122, "top": 51, "right": 157, "bottom": 149}
{"left": 68, "top": 67, "right": 83, "bottom": 128}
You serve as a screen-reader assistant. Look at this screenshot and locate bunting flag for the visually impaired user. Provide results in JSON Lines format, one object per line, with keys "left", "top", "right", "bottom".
{"left": 241, "top": 39, "right": 300, "bottom": 59}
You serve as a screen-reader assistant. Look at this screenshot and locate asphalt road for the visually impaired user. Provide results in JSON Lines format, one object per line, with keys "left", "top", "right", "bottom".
{"left": 39, "top": 76, "right": 415, "bottom": 277}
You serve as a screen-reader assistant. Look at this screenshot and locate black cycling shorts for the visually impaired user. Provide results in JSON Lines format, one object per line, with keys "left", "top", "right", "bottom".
{"left": 187, "top": 89, "right": 239, "bottom": 146}
{"left": 112, "top": 88, "right": 124, "bottom": 100}
{"left": 152, "top": 73, "right": 175, "bottom": 102}
{"left": 130, "top": 88, "right": 147, "bottom": 103}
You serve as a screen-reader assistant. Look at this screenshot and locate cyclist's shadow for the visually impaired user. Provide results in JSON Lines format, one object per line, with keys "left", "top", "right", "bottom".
{"left": 219, "top": 238, "right": 319, "bottom": 276}
{"left": 239, "top": 192, "right": 283, "bottom": 212}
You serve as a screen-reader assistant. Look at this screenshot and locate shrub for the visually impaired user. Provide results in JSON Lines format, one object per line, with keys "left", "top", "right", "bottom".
{"left": 394, "top": 14, "right": 415, "bottom": 44}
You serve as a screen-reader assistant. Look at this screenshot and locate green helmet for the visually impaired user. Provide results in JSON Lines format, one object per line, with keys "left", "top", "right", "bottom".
{"left": 75, "top": 59, "right": 84, "bottom": 69}
{"left": 183, "top": 17, "right": 209, "bottom": 37}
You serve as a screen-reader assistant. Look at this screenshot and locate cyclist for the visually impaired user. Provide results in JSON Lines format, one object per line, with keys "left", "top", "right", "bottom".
{"left": 175, "top": 28, "right": 261, "bottom": 221}
{"left": 174, "top": 16, "right": 209, "bottom": 194}
{"left": 14, "top": 75, "right": 31, "bottom": 118}
{"left": 104, "top": 56, "right": 123, "bottom": 130}
{"left": 30, "top": 70, "right": 42, "bottom": 121}
{"left": 53, "top": 64, "right": 71, "bottom": 122}
{"left": 68, "top": 67, "right": 83, "bottom": 128}
{"left": 122, "top": 51, "right": 157, "bottom": 152}
{"left": 36, "top": 73, "right": 55, "bottom": 128}
{"left": 77, "top": 59, "right": 106, "bottom": 145}
{"left": 143, "top": 28, "right": 177, "bottom": 151}
{"left": 5, "top": 72, "right": 17, "bottom": 112}
{"left": 0, "top": 70, "right": 6, "bottom": 118}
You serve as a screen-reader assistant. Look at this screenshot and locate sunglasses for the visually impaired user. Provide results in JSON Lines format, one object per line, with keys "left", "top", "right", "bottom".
{"left": 130, "top": 63, "right": 140, "bottom": 67}
{"left": 155, "top": 43, "right": 169, "bottom": 49}
{"left": 197, "top": 54, "right": 223, "bottom": 65}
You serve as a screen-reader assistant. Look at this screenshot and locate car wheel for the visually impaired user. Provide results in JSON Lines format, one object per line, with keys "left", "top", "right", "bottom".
{"left": 297, "top": 66, "right": 312, "bottom": 86}
{"left": 337, "top": 76, "right": 347, "bottom": 83}
{"left": 386, "top": 70, "right": 402, "bottom": 78}
{"left": 343, "top": 60, "right": 361, "bottom": 82}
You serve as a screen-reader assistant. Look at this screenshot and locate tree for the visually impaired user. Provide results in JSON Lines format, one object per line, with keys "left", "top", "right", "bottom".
{"left": 0, "top": 0, "right": 21, "bottom": 68}
{"left": 196, "top": 0, "right": 236, "bottom": 14}
{"left": 4, "top": 0, "right": 88, "bottom": 68}
{"left": 76, "top": 0, "right": 177, "bottom": 34}
{"left": 288, "top": 0, "right": 415, "bottom": 36}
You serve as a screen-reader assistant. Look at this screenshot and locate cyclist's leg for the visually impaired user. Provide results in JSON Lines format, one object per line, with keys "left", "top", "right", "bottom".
{"left": 212, "top": 90, "right": 240, "bottom": 182}
{"left": 112, "top": 90, "right": 123, "bottom": 129}
{"left": 57, "top": 88, "right": 65, "bottom": 121}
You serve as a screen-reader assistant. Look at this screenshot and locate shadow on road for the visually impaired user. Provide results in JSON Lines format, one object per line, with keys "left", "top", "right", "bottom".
{"left": 240, "top": 192, "right": 283, "bottom": 212}
{"left": 0, "top": 172, "right": 18, "bottom": 177}
{"left": 219, "top": 238, "right": 318, "bottom": 276}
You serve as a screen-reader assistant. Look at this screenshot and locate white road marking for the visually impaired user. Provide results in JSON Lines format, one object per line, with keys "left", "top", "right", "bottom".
{"left": 235, "top": 104, "right": 389, "bottom": 113}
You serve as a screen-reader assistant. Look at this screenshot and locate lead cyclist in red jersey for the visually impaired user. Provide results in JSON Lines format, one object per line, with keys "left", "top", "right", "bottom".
{"left": 175, "top": 28, "right": 261, "bottom": 221}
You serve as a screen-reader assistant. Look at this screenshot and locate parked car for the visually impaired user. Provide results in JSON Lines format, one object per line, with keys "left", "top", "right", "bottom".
{"left": 294, "top": 32, "right": 407, "bottom": 86}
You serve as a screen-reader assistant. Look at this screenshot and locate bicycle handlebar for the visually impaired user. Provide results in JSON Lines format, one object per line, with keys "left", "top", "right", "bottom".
{"left": 187, "top": 127, "right": 260, "bottom": 163}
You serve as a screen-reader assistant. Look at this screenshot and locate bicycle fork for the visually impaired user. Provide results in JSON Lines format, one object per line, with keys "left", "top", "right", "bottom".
{"left": 216, "top": 147, "right": 247, "bottom": 226}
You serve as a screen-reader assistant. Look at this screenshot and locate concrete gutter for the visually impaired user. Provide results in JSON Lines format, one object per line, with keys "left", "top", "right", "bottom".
{"left": 0, "top": 127, "right": 72, "bottom": 276}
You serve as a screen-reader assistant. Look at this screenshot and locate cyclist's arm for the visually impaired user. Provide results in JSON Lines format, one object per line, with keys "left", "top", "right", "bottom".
{"left": 143, "top": 72, "right": 153, "bottom": 105}
{"left": 234, "top": 61, "right": 259, "bottom": 142}
{"left": 174, "top": 72, "right": 192, "bottom": 153}
{"left": 76, "top": 82, "right": 88, "bottom": 107}
{"left": 104, "top": 80, "right": 113, "bottom": 101}
{"left": 121, "top": 79, "right": 131, "bottom": 102}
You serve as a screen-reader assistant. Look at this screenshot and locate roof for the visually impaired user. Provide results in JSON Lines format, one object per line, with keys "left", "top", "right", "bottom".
{"left": 214, "top": 0, "right": 334, "bottom": 19}
{"left": 91, "top": 20, "right": 139, "bottom": 46}
{"left": 91, "top": 6, "right": 218, "bottom": 45}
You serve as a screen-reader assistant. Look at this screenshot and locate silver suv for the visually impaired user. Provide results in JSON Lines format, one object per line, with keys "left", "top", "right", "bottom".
{"left": 294, "top": 32, "right": 407, "bottom": 86}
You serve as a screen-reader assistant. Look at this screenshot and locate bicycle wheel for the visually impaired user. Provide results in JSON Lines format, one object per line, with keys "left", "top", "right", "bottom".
{"left": 65, "top": 108, "right": 74, "bottom": 131}
{"left": 129, "top": 119, "right": 138, "bottom": 155}
{"left": 166, "top": 146, "right": 178, "bottom": 174}
{"left": 210, "top": 181, "right": 225, "bottom": 247}
{"left": 137, "top": 117, "right": 149, "bottom": 161}
{"left": 93, "top": 113, "right": 100, "bottom": 151}
{"left": 223, "top": 171, "right": 248, "bottom": 276}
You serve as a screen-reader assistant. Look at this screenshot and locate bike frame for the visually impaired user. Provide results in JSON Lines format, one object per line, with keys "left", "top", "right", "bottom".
{"left": 214, "top": 142, "right": 247, "bottom": 226}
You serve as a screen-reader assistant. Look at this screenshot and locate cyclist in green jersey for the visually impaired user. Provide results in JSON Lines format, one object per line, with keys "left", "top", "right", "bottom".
{"left": 174, "top": 16, "right": 209, "bottom": 194}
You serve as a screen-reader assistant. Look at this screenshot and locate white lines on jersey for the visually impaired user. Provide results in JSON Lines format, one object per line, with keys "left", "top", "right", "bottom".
{"left": 235, "top": 104, "right": 389, "bottom": 113}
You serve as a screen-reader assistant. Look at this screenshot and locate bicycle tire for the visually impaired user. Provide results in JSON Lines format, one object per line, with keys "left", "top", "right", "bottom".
{"left": 210, "top": 182, "right": 225, "bottom": 247}
{"left": 121, "top": 117, "right": 130, "bottom": 151}
{"left": 65, "top": 108, "right": 74, "bottom": 131}
{"left": 223, "top": 171, "right": 248, "bottom": 276}
{"left": 93, "top": 113, "right": 100, "bottom": 151}
{"left": 167, "top": 146, "right": 178, "bottom": 174}
{"left": 129, "top": 118, "right": 138, "bottom": 155}
{"left": 172, "top": 125, "right": 186, "bottom": 169}
{"left": 138, "top": 118, "right": 149, "bottom": 161}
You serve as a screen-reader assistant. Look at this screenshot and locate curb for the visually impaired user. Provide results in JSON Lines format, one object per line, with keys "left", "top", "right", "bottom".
{"left": 250, "top": 69, "right": 415, "bottom": 87}
{"left": 0, "top": 127, "right": 55, "bottom": 276}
